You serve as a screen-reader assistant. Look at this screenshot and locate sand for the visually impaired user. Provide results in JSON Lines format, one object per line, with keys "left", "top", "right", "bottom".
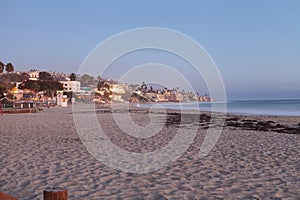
{"left": 0, "top": 105, "right": 299, "bottom": 199}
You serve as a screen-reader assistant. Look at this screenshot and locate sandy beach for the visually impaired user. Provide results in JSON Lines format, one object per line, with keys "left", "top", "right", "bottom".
{"left": 0, "top": 106, "right": 299, "bottom": 199}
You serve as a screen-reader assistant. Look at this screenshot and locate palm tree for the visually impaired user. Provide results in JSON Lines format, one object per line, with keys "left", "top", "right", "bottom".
{"left": 5, "top": 63, "right": 14, "bottom": 73}
{"left": 141, "top": 81, "right": 146, "bottom": 89}
{"left": 0, "top": 61, "right": 5, "bottom": 73}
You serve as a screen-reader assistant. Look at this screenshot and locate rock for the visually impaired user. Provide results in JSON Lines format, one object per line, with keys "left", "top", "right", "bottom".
{"left": 226, "top": 122, "right": 241, "bottom": 127}
{"left": 275, "top": 124, "right": 284, "bottom": 128}
{"left": 227, "top": 117, "right": 240, "bottom": 121}
{"left": 243, "top": 121, "right": 254, "bottom": 129}
{"left": 256, "top": 121, "right": 274, "bottom": 131}
{"left": 266, "top": 120, "right": 275, "bottom": 124}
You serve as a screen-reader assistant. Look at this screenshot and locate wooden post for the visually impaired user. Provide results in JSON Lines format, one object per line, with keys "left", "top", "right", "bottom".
{"left": 0, "top": 101, "right": 2, "bottom": 115}
{"left": 44, "top": 188, "right": 68, "bottom": 200}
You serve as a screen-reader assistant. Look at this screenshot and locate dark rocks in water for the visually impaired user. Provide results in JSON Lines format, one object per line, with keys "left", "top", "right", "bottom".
{"left": 285, "top": 127, "right": 295, "bottom": 131}
{"left": 226, "top": 122, "right": 240, "bottom": 127}
{"left": 275, "top": 124, "right": 284, "bottom": 128}
{"left": 243, "top": 121, "right": 255, "bottom": 129}
{"left": 152, "top": 110, "right": 300, "bottom": 135}
{"left": 241, "top": 119, "right": 257, "bottom": 123}
{"left": 200, "top": 114, "right": 211, "bottom": 122}
{"left": 227, "top": 117, "right": 240, "bottom": 121}
{"left": 256, "top": 121, "right": 274, "bottom": 131}
{"left": 255, "top": 127, "right": 269, "bottom": 131}
{"left": 285, "top": 127, "right": 298, "bottom": 134}
{"left": 165, "top": 113, "right": 181, "bottom": 126}
{"left": 256, "top": 121, "right": 273, "bottom": 128}
{"left": 211, "top": 115, "right": 300, "bottom": 135}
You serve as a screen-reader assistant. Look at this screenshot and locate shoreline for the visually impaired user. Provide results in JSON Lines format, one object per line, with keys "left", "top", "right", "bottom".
{"left": 107, "top": 105, "right": 300, "bottom": 135}
{"left": 130, "top": 100, "right": 300, "bottom": 117}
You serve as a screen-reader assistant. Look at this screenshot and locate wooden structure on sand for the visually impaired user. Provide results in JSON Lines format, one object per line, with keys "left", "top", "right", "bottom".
{"left": 0, "top": 188, "right": 68, "bottom": 200}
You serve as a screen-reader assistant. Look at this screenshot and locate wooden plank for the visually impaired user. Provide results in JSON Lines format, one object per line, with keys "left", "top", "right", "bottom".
{"left": 0, "top": 192, "right": 18, "bottom": 200}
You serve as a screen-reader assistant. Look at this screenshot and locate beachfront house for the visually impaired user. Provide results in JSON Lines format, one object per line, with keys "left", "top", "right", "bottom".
{"left": 59, "top": 80, "right": 81, "bottom": 93}
{"left": 109, "top": 84, "right": 126, "bottom": 102}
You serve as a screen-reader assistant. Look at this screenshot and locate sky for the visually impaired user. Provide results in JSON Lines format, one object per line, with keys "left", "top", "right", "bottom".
{"left": 0, "top": 0, "right": 299, "bottom": 99}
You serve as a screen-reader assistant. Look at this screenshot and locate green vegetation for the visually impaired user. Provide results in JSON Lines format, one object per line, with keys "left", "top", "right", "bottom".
{"left": 0, "top": 61, "right": 15, "bottom": 73}
{"left": 39, "top": 71, "right": 53, "bottom": 81}
{"left": 18, "top": 80, "right": 63, "bottom": 93}
{"left": 70, "top": 73, "right": 76, "bottom": 81}
{"left": 80, "top": 74, "right": 94, "bottom": 87}
{"left": 5, "top": 63, "right": 14, "bottom": 73}
{"left": 0, "top": 61, "right": 4, "bottom": 73}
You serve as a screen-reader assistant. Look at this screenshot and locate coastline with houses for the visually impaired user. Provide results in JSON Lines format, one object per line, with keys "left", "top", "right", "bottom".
{"left": 0, "top": 65, "right": 213, "bottom": 113}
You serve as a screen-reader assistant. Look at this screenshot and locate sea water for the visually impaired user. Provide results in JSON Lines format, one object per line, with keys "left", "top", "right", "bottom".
{"left": 139, "top": 99, "right": 300, "bottom": 116}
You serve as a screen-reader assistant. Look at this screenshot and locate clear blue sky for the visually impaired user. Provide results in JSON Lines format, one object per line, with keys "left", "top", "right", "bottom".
{"left": 1, "top": 0, "right": 299, "bottom": 99}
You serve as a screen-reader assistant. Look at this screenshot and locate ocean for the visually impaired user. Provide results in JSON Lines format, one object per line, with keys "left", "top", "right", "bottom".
{"left": 139, "top": 99, "right": 300, "bottom": 116}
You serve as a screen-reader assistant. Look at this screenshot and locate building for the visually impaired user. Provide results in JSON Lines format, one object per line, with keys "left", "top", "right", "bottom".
{"left": 29, "top": 70, "right": 39, "bottom": 81}
{"left": 144, "top": 92, "right": 158, "bottom": 102}
{"left": 56, "top": 90, "right": 68, "bottom": 107}
{"left": 59, "top": 80, "right": 81, "bottom": 93}
{"left": 109, "top": 84, "right": 126, "bottom": 102}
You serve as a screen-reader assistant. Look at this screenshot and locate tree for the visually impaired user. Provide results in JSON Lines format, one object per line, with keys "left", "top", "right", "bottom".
{"left": 39, "top": 71, "right": 53, "bottom": 81}
{"left": 0, "top": 61, "right": 5, "bottom": 73}
{"left": 18, "top": 80, "right": 40, "bottom": 92}
{"left": 38, "top": 80, "right": 63, "bottom": 92}
{"left": 5, "top": 63, "right": 14, "bottom": 73}
{"left": 38, "top": 80, "right": 63, "bottom": 97}
{"left": 19, "top": 80, "right": 63, "bottom": 94}
{"left": 80, "top": 74, "right": 94, "bottom": 87}
{"left": 20, "top": 72, "right": 30, "bottom": 82}
{"left": 0, "top": 84, "right": 7, "bottom": 96}
{"left": 70, "top": 73, "right": 76, "bottom": 81}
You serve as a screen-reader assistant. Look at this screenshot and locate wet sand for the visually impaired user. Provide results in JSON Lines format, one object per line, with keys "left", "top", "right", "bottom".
{"left": 0, "top": 106, "right": 299, "bottom": 199}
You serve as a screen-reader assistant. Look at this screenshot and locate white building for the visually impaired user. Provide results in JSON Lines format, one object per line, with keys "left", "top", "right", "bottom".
{"left": 110, "top": 84, "right": 126, "bottom": 102}
{"left": 56, "top": 90, "right": 68, "bottom": 107}
{"left": 59, "top": 81, "right": 81, "bottom": 93}
{"left": 29, "top": 70, "right": 39, "bottom": 81}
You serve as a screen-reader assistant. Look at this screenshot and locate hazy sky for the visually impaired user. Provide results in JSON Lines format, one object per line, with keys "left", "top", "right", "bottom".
{"left": 0, "top": 0, "right": 299, "bottom": 99}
